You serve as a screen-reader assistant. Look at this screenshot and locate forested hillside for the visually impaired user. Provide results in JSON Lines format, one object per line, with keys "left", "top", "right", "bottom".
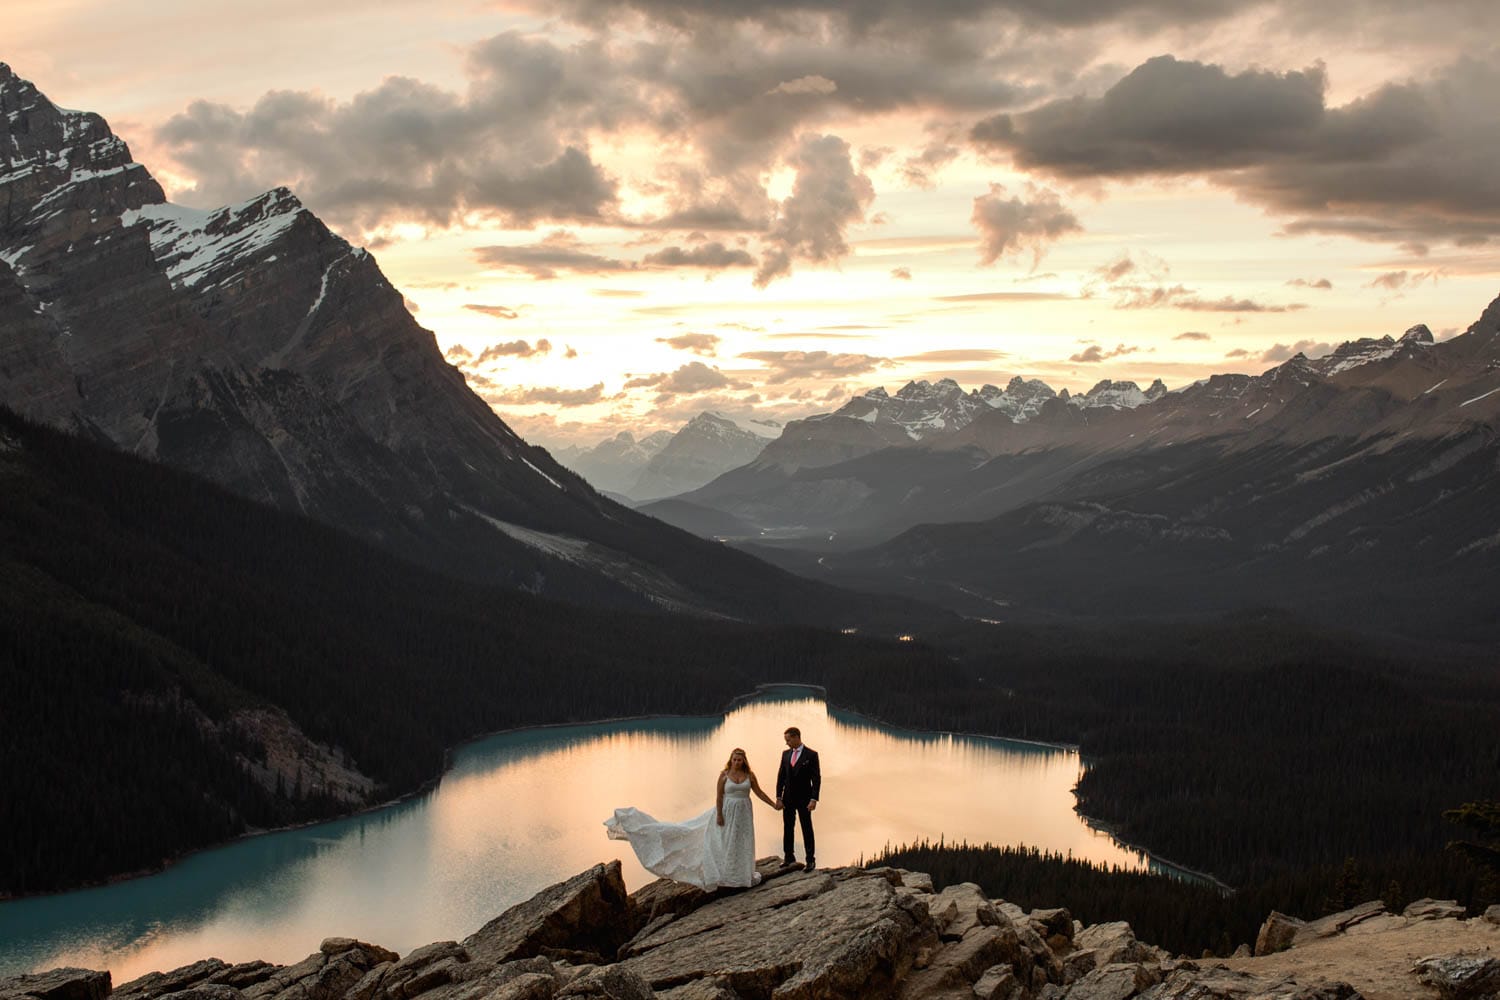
{"left": 0, "top": 409, "right": 946, "bottom": 894}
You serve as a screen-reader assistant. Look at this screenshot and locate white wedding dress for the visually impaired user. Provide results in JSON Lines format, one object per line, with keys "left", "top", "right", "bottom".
{"left": 605, "top": 777, "right": 760, "bottom": 890}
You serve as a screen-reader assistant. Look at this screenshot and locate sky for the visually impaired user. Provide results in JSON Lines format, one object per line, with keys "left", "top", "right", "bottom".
{"left": 10, "top": 0, "right": 1500, "bottom": 448}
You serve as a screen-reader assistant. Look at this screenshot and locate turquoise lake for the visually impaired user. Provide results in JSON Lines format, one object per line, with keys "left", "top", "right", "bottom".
{"left": 0, "top": 687, "right": 1165, "bottom": 981}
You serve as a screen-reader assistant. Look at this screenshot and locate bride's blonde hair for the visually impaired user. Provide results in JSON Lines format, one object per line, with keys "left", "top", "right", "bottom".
{"left": 723, "top": 747, "right": 754, "bottom": 776}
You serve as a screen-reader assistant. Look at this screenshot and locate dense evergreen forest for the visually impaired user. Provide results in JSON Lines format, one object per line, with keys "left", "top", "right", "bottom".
{"left": 3, "top": 405, "right": 1497, "bottom": 935}
{"left": 868, "top": 840, "right": 1490, "bottom": 958}
{"left": 0, "top": 409, "right": 947, "bottom": 894}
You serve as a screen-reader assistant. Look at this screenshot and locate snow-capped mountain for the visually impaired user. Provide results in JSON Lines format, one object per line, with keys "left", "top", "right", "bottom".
{"left": 976, "top": 377, "right": 1057, "bottom": 421}
{"left": 0, "top": 64, "right": 916, "bottom": 626}
{"left": 832, "top": 378, "right": 988, "bottom": 439}
{"left": 632, "top": 411, "right": 779, "bottom": 500}
{"left": 1066, "top": 378, "right": 1169, "bottom": 410}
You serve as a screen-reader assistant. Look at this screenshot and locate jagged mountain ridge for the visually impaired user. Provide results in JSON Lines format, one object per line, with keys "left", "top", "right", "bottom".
{"left": 671, "top": 313, "right": 1500, "bottom": 554}
{"left": 630, "top": 411, "right": 779, "bottom": 500}
{"left": 805, "top": 307, "right": 1500, "bottom": 636}
{"left": 0, "top": 64, "right": 927, "bottom": 626}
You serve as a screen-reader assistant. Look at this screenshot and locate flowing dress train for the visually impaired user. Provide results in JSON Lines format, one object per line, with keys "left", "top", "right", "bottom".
{"left": 605, "top": 777, "right": 759, "bottom": 890}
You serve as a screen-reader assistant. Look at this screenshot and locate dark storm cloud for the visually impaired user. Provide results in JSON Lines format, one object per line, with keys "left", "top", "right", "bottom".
{"left": 157, "top": 49, "right": 623, "bottom": 229}
{"left": 553, "top": 0, "right": 1250, "bottom": 32}
{"left": 739, "top": 349, "right": 891, "bottom": 383}
{"left": 658, "top": 332, "right": 722, "bottom": 355}
{"left": 972, "top": 54, "right": 1500, "bottom": 248}
{"left": 642, "top": 242, "right": 757, "bottom": 268}
{"left": 970, "top": 183, "right": 1081, "bottom": 266}
{"left": 755, "top": 134, "right": 875, "bottom": 287}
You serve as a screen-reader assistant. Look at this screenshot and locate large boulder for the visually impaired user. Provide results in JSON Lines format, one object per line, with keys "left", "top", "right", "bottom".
{"left": 1071, "top": 924, "right": 1159, "bottom": 968}
{"left": 1415, "top": 954, "right": 1500, "bottom": 1000}
{"left": 1060, "top": 963, "right": 1159, "bottom": 1000}
{"left": 619, "top": 867, "right": 938, "bottom": 999}
{"left": 931, "top": 885, "right": 1003, "bottom": 941}
{"left": 554, "top": 967, "right": 654, "bottom": 999}
{"left": 1403, "top": 899, "right": 1466, "bottom": 921}
{"left": 0, "top": 969, "right": 111, "bottom": 1000}
{"left": 465, "top": 862, "right": 633, "bottom": 966}
{"left": 1253, "top": 913, "right": 1305, "bottom": 956}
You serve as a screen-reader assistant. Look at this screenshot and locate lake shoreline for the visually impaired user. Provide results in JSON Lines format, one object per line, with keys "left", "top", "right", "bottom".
{"left": 0, "top": 682, "right": 1177, "bottom": 907}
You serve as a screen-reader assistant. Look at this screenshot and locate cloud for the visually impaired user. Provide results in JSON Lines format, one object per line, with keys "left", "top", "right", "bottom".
{"left": 1112, "top": 285, "right": 1307, "bottom": 312}
{"left": 641, "top": 242, "right": 756, "bottom": 269}
{"left": 1174, "top": 331, "right": 1211, "bottom": 341}
{"left": 1287, "top": 277, "right": 1333, "bottom": 290}
{"left": 1260, "top": 340, "right": 1336, "bottom": 362}
{"left": 768, "top": 75, "right": 838, "bottom": 97}
{"left": 1225, "top": 348, "right": 1253, "bottom": 359}
{"left": 657, "top": 332, "right": 722, "bottom": 355}
{"left": 155, "top": 43, "right": 622, "bottom": 231}
{"left": 971, "top": 183, "right": 1081, "bottom": 266}
{"left": 474, "top": 231, "right": 635, "bottom": 279}
{"left": 403, "top": 296, "right": 422, "bottom": 313}
{"left": 890, "top": 267, "right": 913, "bottom": 280}
{"left": 934, "top": 291, "right": 1074, "bottom": 302}
{"left": 477, "top": 339, "right": 552, "bottom": 362}
{"left": 899, "top": 349, "right": 1009, "bottom": 362}
{"left": 565, "top": 345, "right": 579, "bottom": 358}
{"left": 445, "top": 345, "right": 473, "bottom": 363}
{"left": 1363, "top": 268, "right": 1443, "bottom": 292}
{"left": 491, "top": 383, "right": 608, "bottom": 407}
{"left": 624, "top": 361, "right": 749, "bottom": 394}
{"left": 1069, "top": 343, "right": 1140, "bottom": 363}
{"left": 755, "top": 134, "right": 875, "bottom": 287}
{"left": 739, "top": 349, "right": 891, "bottom": 383}
{"left": 901, "top": 124, "right": 963, "bottom": 188}
{"left": 972, "top": 54, "right": 1500, "bottom": 249}
{"left": 465, "top": 303, "right": 521, "bottom": 320}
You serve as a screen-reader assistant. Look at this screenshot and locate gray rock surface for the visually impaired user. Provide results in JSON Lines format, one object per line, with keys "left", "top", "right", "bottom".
{"left": 1253, "top": 912, "right": 1305, "bottom": 956}
{"left": 1403, "top": 899, "right": 1467, "bottom": 921}
{"left": 464, "top": 862, "right": 632, "bottom": 966}
{"left": 0, "top": 969, "right": 111, "bottom": 1000}
{"left": 1140, "top": 967, "right": 1359, "bottom": 999}
{"left": 620, "top": 868, "right": 937, "bottom": 999}
{"left": 1414, "top": 954, "right": 1500, "bottom": 1000}
{"left": 1061, "top": 963, "right": 1159, "bottom": 1000}
{"left": 1485, "top": 905, "right": 1500, "bottom": 926}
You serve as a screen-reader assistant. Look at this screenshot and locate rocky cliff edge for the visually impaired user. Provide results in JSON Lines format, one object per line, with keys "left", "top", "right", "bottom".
{"left": 4, "top": 861, "right": 1498, "bottom": 1000}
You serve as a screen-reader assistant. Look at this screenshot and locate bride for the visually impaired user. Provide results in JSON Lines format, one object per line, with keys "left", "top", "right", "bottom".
{"left": 605, "top": 748, "right": 780, "bottom": 890}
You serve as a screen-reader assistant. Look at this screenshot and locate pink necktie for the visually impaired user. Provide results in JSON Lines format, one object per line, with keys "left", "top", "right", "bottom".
{"left": 791, "top": 749, "right": 799, "bottom": 766}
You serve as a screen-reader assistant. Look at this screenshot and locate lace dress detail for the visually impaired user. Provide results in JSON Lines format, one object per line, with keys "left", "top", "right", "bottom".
{"left": 606, "top": 777, "right": 758, "bottom": 890}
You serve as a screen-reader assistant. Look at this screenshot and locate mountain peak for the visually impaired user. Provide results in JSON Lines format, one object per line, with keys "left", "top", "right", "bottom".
{"left": 1400, "top": 324, "right": 1434, "bottom": 345}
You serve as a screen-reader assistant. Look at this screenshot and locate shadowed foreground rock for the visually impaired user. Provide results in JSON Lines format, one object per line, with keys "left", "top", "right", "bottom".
{"left": 0, "top": 862, "right": 1407, "bottom": 1000}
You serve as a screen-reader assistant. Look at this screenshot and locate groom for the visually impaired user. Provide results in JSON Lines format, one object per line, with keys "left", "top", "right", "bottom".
{"left": 775, "top": 726, "right": 820, "bottom": 871}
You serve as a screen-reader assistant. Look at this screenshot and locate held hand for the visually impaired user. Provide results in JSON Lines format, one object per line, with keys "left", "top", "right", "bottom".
{"left": 717, "top": 814, "right": 725, "bottom": 826}
{"left": 808, "top": 799, "right": 818, "bottom": 811}
{"left": 775, "top": 797, "right": 782, "bottom": 809}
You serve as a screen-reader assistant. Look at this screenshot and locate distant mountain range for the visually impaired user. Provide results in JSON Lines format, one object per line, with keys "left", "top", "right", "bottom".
{"left": 0, "top": 64, "right": 927, "bottom": 628}
{"left": 556, "top": 411, "right": 780, "bottom": 501}
{"left": 658, "top": 312, "right": 1500, "bottom": 637}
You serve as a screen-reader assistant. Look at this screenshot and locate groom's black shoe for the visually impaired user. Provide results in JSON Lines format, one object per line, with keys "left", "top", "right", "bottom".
{"left": 782, "top": 855, "right": 796, "bottom": 867}
{"left": 804, "top": 857, "right": 816, "bottom": 872}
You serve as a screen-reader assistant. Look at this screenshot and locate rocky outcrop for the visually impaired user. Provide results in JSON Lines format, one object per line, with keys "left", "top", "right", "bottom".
{"left": 1415, "top": 954, "right": 1500, "bottom": 1000}
{"left": 3, "top": 862, "right": 1386, "bottom": 1000}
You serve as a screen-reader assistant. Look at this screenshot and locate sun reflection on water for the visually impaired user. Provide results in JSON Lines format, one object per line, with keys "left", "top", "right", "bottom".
{"left": 1, "top": 687, "right": 1149, "bottom": 982}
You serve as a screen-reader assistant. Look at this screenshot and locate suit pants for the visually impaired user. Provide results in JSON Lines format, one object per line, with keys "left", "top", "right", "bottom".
{"left": 782, "top": 801, "right": 815, "bottom": 861}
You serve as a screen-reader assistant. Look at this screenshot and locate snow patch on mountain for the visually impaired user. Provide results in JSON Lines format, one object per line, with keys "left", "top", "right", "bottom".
{"left": 122, "top": 188, "right": 308, "bottom": 289}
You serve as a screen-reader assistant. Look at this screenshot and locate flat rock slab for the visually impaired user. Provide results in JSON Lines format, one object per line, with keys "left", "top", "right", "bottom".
{"left": 620, "top": 868, "right": 938, "bottom": 1000}
{"left": 1415, "top": 954, "right": 1500, "bottom": 1000}
{"left": 1140, "top": 967, "right": 1360, "bottom": 1000}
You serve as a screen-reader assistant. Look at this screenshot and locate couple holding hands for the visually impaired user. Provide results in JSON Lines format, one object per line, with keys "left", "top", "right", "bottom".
{"left": 606, "top": 727, "right": 821, "bottom": 890}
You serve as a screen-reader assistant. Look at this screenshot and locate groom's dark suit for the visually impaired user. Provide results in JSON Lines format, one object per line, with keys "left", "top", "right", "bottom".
{"left": 776, "top": 745, "right": 821, "bottom": 865}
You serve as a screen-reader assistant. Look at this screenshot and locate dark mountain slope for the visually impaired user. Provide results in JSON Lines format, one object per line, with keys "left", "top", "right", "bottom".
{"left": 0, "top": 63, "right": 931, "bottom": 628}
{"left": 0, "top": 408, "right": 947, "bottom": 894}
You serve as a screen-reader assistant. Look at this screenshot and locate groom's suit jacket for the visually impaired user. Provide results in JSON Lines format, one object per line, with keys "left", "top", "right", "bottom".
{"left": 776, "top": 746, "right": 821, "bottom": 807}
